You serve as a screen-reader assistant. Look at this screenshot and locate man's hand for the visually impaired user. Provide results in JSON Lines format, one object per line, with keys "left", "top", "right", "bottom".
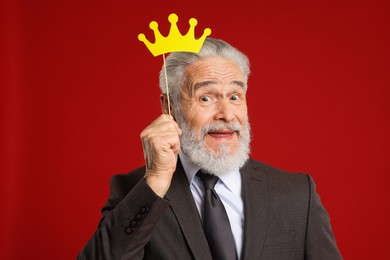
{"left": 140, "top": 114, "right": 182, "bottom": 197}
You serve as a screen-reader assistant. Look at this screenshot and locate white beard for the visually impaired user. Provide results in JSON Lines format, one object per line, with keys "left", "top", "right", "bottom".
{"left": 175, "top": 113, "right": 251, "bottom": 176}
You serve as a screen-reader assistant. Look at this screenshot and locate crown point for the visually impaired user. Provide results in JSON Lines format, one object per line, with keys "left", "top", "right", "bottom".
{"left": 204, "top": 28, "right": 212, "bottom": 36}
{"left": 189, "top": 18, "right": 198, "bottom": 26}
{"left": 149, "top": 21, "right": 158, "bottom": 30}
{"left": 138, "top": 33, "right": 146, "bottom": 41}
{"left": 168, "top": 13, "right": 178, "bottom": 23}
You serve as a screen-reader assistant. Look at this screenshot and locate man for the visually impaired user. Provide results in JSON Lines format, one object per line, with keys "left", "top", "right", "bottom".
{"left": 78, "top": 38, "right": 342, "bottom": 259}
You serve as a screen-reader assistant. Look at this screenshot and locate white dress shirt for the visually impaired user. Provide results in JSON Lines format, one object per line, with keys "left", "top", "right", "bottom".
{"left": 179, "top": 152, "right": 244, "bottom": 259}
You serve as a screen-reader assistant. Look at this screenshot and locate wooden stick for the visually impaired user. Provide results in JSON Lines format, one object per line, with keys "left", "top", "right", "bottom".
{"left": 162, "top": 53, "right": 171, "bottom": 116}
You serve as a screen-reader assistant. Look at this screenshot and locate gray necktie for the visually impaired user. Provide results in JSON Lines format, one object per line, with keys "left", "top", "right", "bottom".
{"left": 197, "top": 171, "right": 237, "bottom": 260}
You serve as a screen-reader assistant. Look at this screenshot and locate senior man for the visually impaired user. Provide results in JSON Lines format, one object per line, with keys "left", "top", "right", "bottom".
{"left": 78, "top": 38, "right": 342, "bottom": 260}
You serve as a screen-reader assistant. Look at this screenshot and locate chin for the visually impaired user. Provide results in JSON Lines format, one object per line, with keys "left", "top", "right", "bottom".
{"left": 205, "top": 136, "right": 237, "bottom": 148}
{"left": 205, "top": 144, "right": 238, "bottom": 157}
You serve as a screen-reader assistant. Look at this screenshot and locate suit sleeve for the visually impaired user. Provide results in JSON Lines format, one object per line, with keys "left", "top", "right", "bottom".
{"left": 305, "top": 175, "right": 343, "bottom": 259}
{"left": 77, "top": 178, "right": 170, "bottom": 260}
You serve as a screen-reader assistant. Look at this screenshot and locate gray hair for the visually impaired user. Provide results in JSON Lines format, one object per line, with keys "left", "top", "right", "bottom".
{"left": 159, "top": 38, "right": 250, "bottom": 106}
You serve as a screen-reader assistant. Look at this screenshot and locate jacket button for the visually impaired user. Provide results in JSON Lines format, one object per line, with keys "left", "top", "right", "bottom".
{"left": 130, "top": 220, "right": 137, "bottom": 228}
{"left": 135, "top": 213, "right": 142, "bottom": 220}
{"left": 124, "top": 226, "right": 133, "bottom": 235}
{"left": 141, "top": 206, "right": 149, "bottom": 213}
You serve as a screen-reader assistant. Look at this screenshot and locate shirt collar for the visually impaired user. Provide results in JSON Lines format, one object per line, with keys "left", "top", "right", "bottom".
{"left": 179, "top": 151, "right": 201, "bottom": 185}
{"left": 179, "top": 151, "right": 241, "bottom": 193}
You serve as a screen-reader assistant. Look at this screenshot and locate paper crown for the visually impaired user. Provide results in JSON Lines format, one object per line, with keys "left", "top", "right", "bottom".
{"left": 138, "top": 13, "right": 212, "bottom": 57}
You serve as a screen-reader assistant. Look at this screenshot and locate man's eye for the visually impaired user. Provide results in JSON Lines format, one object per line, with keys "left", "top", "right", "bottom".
{"left": 231, "top": 95, "right": 239, "bottom": 101}
{"left": 200, "top": 96, "right": 211, "bottom": 102}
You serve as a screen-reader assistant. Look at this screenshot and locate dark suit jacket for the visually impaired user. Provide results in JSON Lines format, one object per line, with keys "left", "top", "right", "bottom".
{"left": 78, "top": 158, "right": 342, "bottom": 259}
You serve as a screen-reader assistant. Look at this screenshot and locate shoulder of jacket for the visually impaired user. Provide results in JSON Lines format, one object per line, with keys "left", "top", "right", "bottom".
{"left": 246, "top": 158, "right": 309, "bottom": 182}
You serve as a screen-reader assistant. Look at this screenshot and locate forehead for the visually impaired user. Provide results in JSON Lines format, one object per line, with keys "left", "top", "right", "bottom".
{"left": 185, "top": 57, "right": 244, "bottom": 85}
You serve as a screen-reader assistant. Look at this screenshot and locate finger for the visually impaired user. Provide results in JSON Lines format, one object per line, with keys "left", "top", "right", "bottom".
{"left": 141, "top": 120, "right": 181, "bottom": 138}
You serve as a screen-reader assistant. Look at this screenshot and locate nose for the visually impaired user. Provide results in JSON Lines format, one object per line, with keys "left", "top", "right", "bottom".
{"left": 214, "top": 99, "right": 235, "bottom": 122}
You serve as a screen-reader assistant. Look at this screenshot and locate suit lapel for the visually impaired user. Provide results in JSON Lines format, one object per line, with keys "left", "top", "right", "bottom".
{"left": 241, "top": 159, "right": 269, "bottom": 259}
{"left": 164, "top": 159, "right": 269, "bottom": 259}
{"left": 164, "top": 160, "right": 213, "bottom": 260}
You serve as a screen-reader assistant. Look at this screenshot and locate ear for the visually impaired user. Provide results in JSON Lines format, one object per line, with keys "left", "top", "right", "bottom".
{"left": 160, "top": 93, "right": 172, "bottom": 116}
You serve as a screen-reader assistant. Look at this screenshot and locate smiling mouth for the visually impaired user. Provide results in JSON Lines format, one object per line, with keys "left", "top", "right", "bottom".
{"left": 207, "top": 130, "right": 238, "bottom": 139}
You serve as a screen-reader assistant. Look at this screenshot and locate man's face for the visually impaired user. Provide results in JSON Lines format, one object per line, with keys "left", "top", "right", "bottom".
{"left": 178, "top": 57, "right": 248, "bottom": 157}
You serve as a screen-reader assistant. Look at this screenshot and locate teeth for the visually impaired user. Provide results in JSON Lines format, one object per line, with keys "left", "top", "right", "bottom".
{"left": 210, "top": 131, "right": 232, "bottom": 134}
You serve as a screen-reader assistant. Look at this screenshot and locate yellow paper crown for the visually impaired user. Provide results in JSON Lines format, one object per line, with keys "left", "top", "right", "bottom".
{"left": 138, "top": 13, "right": 212, "bottom": 57}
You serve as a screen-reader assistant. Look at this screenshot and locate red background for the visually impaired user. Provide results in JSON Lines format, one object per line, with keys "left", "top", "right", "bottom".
{"left": 1, "top": 0, "right": 388, "bottom": 259}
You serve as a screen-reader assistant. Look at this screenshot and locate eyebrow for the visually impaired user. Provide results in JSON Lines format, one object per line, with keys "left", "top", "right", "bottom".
{"left": 193, "top": 80, "right": 245, "bottom": 91}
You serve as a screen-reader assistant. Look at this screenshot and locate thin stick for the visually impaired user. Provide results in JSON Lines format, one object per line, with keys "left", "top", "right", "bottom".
{"left": 162, "top": 53, "right": 171, "bottom": 116}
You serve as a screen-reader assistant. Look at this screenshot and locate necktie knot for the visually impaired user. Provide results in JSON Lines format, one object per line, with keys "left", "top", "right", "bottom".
{"left": 197, "top": 171, "right": 219, "bottom": 190}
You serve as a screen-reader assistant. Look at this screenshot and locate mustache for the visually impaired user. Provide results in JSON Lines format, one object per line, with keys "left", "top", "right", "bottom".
{"left": 201, "top": 122, "right": 242, "bottom": 137}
